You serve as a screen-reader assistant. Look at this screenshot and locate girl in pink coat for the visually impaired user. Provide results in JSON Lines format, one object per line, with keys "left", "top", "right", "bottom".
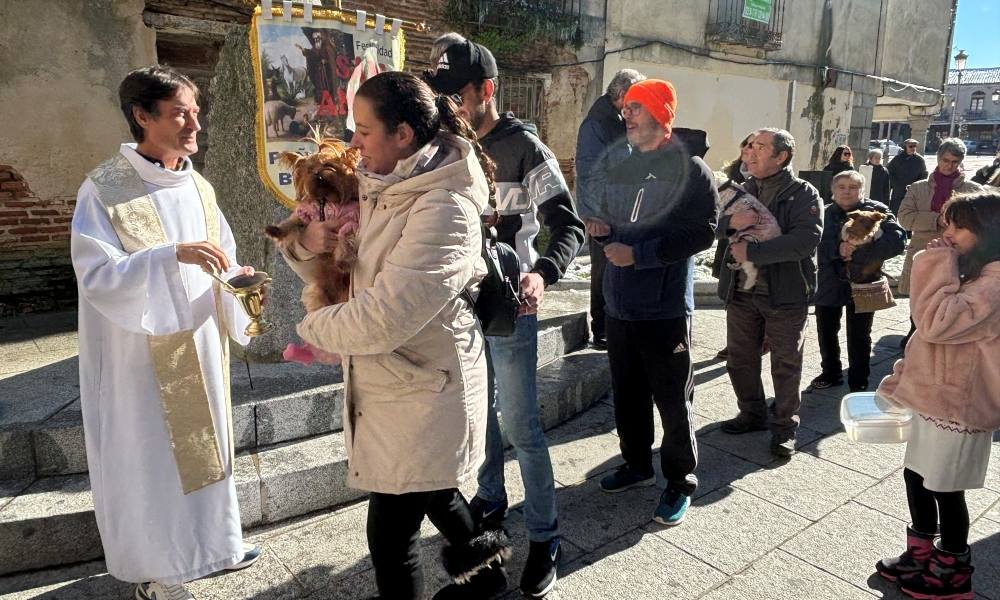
{"left": 874, "top": 190, "right": 1000, "bottom": 600}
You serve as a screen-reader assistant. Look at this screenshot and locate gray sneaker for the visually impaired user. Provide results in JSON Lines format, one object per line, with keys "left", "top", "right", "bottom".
{"left": 135, "top": 582, "right": 194, "bottom": 600}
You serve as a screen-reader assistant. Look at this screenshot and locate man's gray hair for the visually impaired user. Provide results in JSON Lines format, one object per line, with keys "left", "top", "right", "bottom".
{"left": 937, "top": 137, "right": 967, "bottom": 161}
{"left": 429, "top": 32, "right": 466, "bottom": 70}
{"left": 755, "top": 127, "right": 796, "bottom": 168}
{"left": 606, "top": 69, "right": 646, "bottom": 98}
{"left": 867, "top": 148, "right": 883, "bottom": 160}
{"left": 832, "top": 169, "right": 866, "bottom": 187}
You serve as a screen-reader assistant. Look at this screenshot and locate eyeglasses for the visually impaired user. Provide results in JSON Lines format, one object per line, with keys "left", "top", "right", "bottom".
{"left": 842, "top": 151, "right": 852, "bottom": 156}
{"left": 448, "top": 93, "right": 463, "bottom": 106}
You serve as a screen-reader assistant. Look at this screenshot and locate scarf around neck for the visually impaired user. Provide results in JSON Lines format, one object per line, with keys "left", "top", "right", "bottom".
{"left": 931, "top": 168, "right": 959, "bottom": 212}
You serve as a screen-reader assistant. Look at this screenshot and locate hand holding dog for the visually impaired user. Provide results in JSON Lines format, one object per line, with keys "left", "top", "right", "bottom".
{"left": 839, "top": 241, "right": 856, "bottom": 260}
{"left": 300, "top": 220, "right": 342, "bottom": 254}
{"left": 729, "top": 241, "right": 749, "bottom": 263}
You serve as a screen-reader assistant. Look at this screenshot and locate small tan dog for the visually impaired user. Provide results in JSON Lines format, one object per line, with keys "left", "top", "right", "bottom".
{"left": 718, "top": 180, "right": 783, "bottom": 289}
{"left": 840, "top": 209, "right": 886, "bottom": 283}
{"left": 265, "top": 136, "right": 360, "bottom": 364}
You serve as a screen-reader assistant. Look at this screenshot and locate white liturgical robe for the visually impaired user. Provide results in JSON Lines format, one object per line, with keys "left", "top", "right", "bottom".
{"left": 71, "top": 144, "right": 251, "bottom": 584}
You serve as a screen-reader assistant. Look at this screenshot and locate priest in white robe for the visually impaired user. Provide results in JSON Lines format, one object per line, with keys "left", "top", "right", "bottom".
{"left": 71, "top": 66, "right": 260, "bottom": 600}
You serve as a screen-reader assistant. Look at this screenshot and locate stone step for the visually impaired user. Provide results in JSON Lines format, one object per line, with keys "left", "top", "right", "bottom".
{"left": 0, "top": 346, "right": 610, "bottom": 576}
{"left": 3, "top": 311, "right": 589, "bottom": 481}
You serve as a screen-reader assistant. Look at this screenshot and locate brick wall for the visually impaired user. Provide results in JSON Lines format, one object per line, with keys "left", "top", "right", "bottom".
{"left": 0, "top": 165, "right": 76, "bottom": 315}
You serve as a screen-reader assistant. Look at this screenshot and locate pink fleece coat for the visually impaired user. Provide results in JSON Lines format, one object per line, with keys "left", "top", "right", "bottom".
{"left": 877, "top": 248, "right": 1000, "bottom": 429}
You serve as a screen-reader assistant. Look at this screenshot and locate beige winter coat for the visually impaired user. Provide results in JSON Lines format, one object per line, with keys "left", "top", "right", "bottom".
{"left": 896, "top": 173, "right": 982, "bottom": 295}
{"left": 284, "top": 133, "right": 489, "bottom": 494}
{"left": 877, "top": 248, "right": 1000, "bottom": 430}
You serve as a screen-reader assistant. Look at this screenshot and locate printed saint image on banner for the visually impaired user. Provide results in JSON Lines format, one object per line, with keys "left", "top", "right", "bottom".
{"left": 252, "top": 8, "right": 404, "bottom": 207}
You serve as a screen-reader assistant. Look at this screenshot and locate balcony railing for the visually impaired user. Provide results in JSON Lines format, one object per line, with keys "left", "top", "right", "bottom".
{"left": 964, "top": 109, "right": 989, "bottom": 121}
{"left": 706, "top": 0, "right": 785, "bottom": 51}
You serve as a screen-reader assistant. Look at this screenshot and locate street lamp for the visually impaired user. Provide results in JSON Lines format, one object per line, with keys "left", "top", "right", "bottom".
{"left": 949, "top": 50, "right": 968, "bottom": 137}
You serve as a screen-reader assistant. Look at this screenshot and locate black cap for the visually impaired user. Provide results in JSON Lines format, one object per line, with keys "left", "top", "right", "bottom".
{"left": 424, "top": 40, "right": 498, "bottom": 95}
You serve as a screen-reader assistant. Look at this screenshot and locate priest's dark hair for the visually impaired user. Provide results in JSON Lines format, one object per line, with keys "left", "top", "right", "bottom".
{"left": 119, "top": 65, "right": 199, "bottom": 142}
{"left": 355, "top": 70, "right": 496, "bottom": 203}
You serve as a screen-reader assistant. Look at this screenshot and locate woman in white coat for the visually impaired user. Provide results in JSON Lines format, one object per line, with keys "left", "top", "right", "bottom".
{"left": 282, "top": 71, "right": 509, "bottom": 600}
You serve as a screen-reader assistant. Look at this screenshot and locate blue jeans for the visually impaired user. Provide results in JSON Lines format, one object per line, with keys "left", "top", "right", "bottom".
{"left": 479, "top": 314, "right": 559, "bottom": 542}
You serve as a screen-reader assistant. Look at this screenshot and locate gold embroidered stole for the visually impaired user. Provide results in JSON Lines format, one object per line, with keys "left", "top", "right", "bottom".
{"left": 88, "top": 153, "right": 233, "bottom": 494}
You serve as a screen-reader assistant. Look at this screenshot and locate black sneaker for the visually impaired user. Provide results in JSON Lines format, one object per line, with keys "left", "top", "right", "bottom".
{"left": 520, "top": 537, "right": 562, "bottom": 597}
{"left": 599, "top": 464, "right": 655, "bottom": 493}
{"left": 432, "top": 561, "right": 508, "bottom": 600}
{"left": 469, "top": 495, "right": 509, "bottom": 529}
{"left": 719, "top": 416, "right": 767, "bottom": 435}
{"left": 805, "top": 374, "right": 843, "bottom": 392}
{"left": 591, "top": 335, "right": 608, "bottom": 350}
{"left": 849, "top": 383, "right": 868, "bottom": 392}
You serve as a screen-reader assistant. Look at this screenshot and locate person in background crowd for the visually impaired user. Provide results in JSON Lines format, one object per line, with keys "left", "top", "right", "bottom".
{"left": 575, "top": 68, "right": 646, "bottom": 350}
{"left": 716, "top": 128, "right": 823, "bottom": 459}
{"left": 425, "top": 35, "right": 585, "bottom": 598}
{"left": 807, "top": 170, "right": 905, "bottom": 393}
{"left": 713, "top": 132, "right": 771, "bottom": 361}
{"left": 971, "top": 147, "right": 1000, "bottom": 187}
{"left": 888, "top": 138, "right": 929, "bottom": 216}
{"left": 875, "top": 191, "right": 1000, "bottom": 600}
{"left": 865, "top": 148, "right": 891, "bottom": 204}
{"left": 896, "top": 138, "right": 982, "bottom": 348}
{"left": 585, "top": 79, "right": 717, "bottom": 529}
{"left": 823, "top": 145, "right": 855, "bottom": 175}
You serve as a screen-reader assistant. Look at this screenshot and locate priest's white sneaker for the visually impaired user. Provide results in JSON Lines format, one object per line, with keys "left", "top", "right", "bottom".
{"left": 225, "top": 542, "right": 262, "bottom": 570}
{"left": 135, "top": 582, "right": 194, "bottom": 600}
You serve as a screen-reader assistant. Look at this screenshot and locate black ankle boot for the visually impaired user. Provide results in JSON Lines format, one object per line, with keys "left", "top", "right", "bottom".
{"left": 432, "top": 529, "right": 512, "bottom": 600}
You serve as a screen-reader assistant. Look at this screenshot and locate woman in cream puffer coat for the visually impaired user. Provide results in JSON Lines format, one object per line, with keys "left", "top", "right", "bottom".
{"left": 282, "top": 71, "right": 511, "bottom": 600}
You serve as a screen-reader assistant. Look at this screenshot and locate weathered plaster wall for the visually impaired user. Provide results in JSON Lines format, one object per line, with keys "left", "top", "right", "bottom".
{"left": 0, "top": 0, "right": 155, "bottom": 312}
{"left": 594, "top": 0, "right": 951, "bottom": 171}
{"left": 0, "top": 0, "right": 156, "bottom": 203}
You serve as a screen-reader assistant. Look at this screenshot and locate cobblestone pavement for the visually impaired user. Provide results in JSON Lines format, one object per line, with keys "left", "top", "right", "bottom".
{"left": 2, "top": 299, "right": 999, "bottom": 600}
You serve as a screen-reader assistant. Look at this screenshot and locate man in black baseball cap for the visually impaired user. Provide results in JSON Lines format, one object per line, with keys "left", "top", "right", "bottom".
{"left": 425, "top": 33, "right": 585, "bottom": 600}
{"left": 424, "top": 38, "right": 498, "bottom": 96}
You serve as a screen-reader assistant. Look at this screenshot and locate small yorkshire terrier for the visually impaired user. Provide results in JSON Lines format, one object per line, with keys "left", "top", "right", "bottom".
{"left": 717, "top": 180, "right": 783, "bottom": 290}
{"left": 840, "top": 209, "right": 886, "bottom": 283}
{"left": 265, "top": 134, "right": 361, "bottom": 365}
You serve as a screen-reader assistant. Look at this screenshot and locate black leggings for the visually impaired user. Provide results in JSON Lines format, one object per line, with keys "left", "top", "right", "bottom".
{"left": 367, "top": 488, "right": 477, "bottom": 600}
{"left": 904, "top": 468, "right": 969, "bottom": 552}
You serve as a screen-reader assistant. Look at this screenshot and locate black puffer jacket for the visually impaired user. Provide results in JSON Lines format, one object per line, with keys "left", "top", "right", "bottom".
{"left": 716, "top": 167, "right": 823, "bottom": 308}
{"left": 814, "top": 199, "right": 906, "bottom": 307}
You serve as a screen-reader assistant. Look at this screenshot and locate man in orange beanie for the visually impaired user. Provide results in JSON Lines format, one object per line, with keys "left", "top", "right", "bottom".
{"left": 585, "top": 79, "right": 718, "bottom": 527}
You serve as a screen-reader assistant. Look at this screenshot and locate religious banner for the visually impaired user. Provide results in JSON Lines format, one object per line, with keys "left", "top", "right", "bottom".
{"left": 251, "top": 4, "right": 405, "bottom": 207}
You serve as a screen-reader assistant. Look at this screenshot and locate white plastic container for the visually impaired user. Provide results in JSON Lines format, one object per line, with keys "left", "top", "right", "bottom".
{"left": 840, "top": 392, "right": 913, "bottom": 443}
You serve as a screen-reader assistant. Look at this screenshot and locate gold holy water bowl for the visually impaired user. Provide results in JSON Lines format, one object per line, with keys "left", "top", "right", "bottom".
{"left": 212, "top": 271, "right": 274, "bottom": 337}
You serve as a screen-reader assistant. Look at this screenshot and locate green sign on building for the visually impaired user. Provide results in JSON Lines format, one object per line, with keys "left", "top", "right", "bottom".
{"left": 743, "top": 0, "right": 772, "bottom": 23}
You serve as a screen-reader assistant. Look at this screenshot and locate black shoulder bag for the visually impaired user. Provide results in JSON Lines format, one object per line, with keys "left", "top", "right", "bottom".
{"left": 462, "top": 225, "right": 523, "bottom": 337}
